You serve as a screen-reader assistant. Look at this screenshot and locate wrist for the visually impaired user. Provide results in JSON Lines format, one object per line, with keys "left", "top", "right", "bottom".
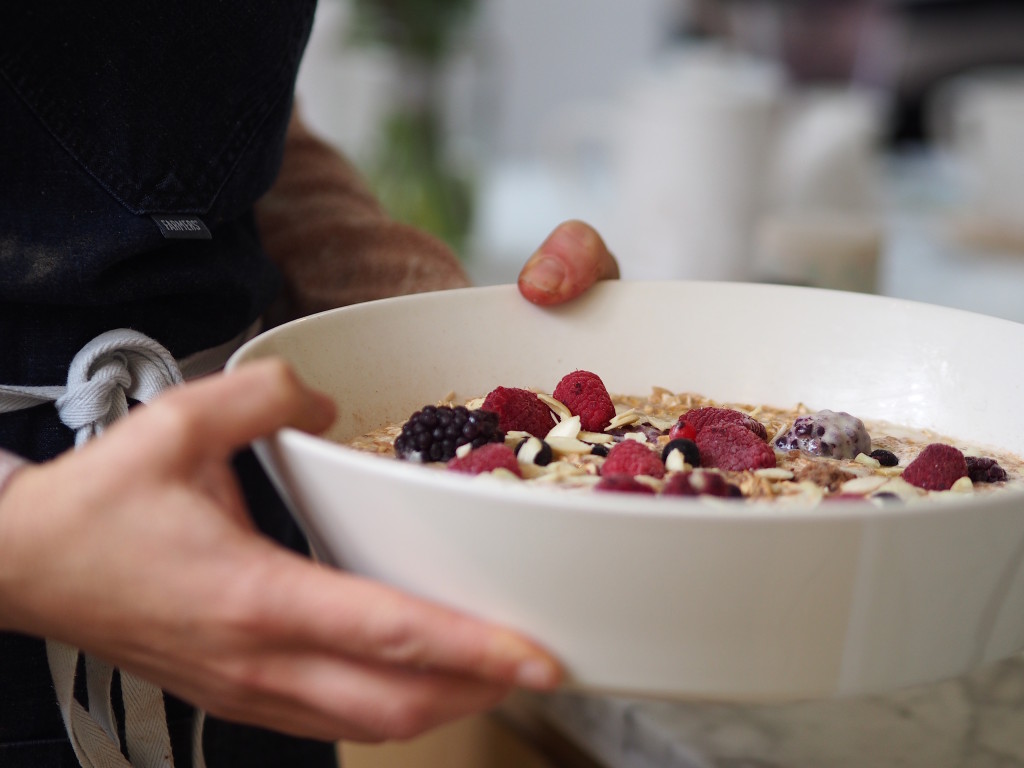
{"left": 0, "top": 452, "right": 31, "bottom": 631}
{"left": 0, "top": 450, "right": 27, "bottom": 499}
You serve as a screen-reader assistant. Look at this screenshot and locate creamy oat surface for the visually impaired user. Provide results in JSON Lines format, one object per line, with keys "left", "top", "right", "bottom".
{"left": 345, "top": 385, "right": 1024, "bottom": 507}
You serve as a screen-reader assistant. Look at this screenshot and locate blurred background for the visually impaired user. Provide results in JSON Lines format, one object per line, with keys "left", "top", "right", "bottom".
{"left": 296, "top": 0, "right": 1024, "bottom": 320}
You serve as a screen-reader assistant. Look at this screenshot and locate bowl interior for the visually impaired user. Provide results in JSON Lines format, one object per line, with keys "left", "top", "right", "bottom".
{"left": 231, "top": 281, "right": 1024, "bottom": 461}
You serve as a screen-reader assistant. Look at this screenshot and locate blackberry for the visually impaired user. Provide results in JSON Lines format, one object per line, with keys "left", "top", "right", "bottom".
{"left": 395, "top": 405, "right": 504, "bottom": 463}
{"left": 965, "top": 456, "right": 1008, "bottom": 483}
{"left": 662, "top": 438, "right": 701, "bottom": 467}
{"left": 870, "top": 449, "right": 899, "bottom": 467}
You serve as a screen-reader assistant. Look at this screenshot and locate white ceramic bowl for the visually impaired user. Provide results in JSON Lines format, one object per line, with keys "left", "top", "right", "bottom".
{"left": 227, "top": 281, "right": 1024, "bottom": 702}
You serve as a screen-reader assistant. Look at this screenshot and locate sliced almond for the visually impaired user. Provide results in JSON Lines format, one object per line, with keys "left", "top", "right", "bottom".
{"left": 536, "top": 393, "right": 572, "bottom": 421}
{"left": 951, "top": 476, "right": 975, "bottom": 493}
{"left": 664, "top": 450, "right": 689, "bottom": 472}
{"left": 546, "top": 436, "right": 596, "bottom": 456}
{"left": 854, "top": 452, "right": 881, "bottom": 468}
{"left": 839, "top": 475, "right": 888, "bottom": 495}
{"left": 607, "top": 409, "right": 641, "bottom": 430}
{"left": 547, "top": 415, "right": 582, "bottom": 440}
{"left": 754, "top": 468, "right": 795, "bottom": 481}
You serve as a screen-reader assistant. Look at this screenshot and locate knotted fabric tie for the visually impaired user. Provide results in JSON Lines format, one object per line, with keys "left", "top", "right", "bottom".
{"left": 0, "top": 324, "right": 258, "bottom": 768}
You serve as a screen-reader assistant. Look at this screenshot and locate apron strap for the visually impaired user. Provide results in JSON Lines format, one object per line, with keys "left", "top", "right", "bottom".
{"left": 2, "top": 325, "right": 257, "bottom": 768}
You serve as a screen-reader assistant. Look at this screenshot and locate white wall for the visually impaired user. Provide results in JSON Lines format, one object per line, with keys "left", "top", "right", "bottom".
{"left": 296, "top": 0, "right": 682, "bottom": 165}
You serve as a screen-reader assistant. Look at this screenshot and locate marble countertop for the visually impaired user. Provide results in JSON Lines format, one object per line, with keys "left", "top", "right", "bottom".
{"left": 528, "top": 653, "right": 1024, "bottom": 768}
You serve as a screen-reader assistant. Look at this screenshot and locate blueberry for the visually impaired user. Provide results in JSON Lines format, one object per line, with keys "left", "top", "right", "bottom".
{"left": 869, "top": 449, "right": 899, "bottom": 467}
{"left": 515, "top": 437, "right": 553, "bottom": 466}
{"left": 661, "top": 438, "right": 701, "bottom": 468}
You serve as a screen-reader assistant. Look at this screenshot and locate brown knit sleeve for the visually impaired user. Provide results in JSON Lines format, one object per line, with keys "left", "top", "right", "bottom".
{"left": 254, "top": 108, "right": 471, "bottom": 325}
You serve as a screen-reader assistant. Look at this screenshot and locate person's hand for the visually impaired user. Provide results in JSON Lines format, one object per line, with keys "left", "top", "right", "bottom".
{"left": 518, "top": 220, "right": 620, "bottom": 306}
{"left": 0, "top": 360, "right": 561, "bottom": 742}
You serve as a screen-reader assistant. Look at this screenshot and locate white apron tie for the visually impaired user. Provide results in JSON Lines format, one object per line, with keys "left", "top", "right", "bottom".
{"left": 0, "top": 323, "right": 258, "bottom": 768}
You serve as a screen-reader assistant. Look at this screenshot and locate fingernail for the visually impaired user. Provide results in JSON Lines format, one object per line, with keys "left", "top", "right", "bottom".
{"left": 515, "top": 658, "right": 560, "bottom": 690}
{"left": 522, "top": 257, "right": 566, "bottom": 294}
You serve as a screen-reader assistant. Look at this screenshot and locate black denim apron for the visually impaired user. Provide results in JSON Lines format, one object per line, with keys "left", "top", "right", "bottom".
{"left": 0, "top": 2, "right": 338, "bottom": 765}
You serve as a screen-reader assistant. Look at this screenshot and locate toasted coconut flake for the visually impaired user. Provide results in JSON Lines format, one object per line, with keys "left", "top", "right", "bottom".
{"left": 642, "top": 414, "right": 676, "bottom": 431}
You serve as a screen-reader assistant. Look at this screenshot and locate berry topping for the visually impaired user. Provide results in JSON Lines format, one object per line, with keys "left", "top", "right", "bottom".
{"left": 395, "top": 405, "right": 504, "bottom": 463}
{"left": 774, "top": 410, "right": 870, "bottom": 460}
{"left": 965, "top": 456, "right": 1008, "bottom": 484}
{"left": 595, "top": 475, "right": 656, "bottom": 494}
{"left": 481, "top": 386, "right": 555, "bottom": 438}
{"left": 674, "top": 407, "right": 768, "bottom": 441}
{"left": 663, "top": 471, "right": 743, "bottom": 498}
{"left": 661, "top": 438, "right": 701, "bottom": 468}
{"left": 696, "top": 423, "right": 777, "bottom": 471}
{"left": 552, "top": 370, "right": 616, "bottom": 432}
{"left": 515, "top": 436, "right": 554, "bottom": 466}
{"left": 447, "top": 443, "right": 523, "bottom": 477}
{"left": 590, "top": 444, "right": 610, "bottom": 457}
{"left": 901, "top": 443, "right": 968, "bottom": 491}
{"left": 600, "top": 439, "right": 666, "bottom": 479}
{"left": 870, "top": 449, "right": 899, "bottom": 467}
{"left": 668, "top": 420, "right": 697, "bottom": 442}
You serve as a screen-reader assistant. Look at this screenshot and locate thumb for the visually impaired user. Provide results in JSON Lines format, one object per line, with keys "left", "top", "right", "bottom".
{"left": 121, "top": 358, "right": 336, "bottom": 462}
{"left": 518, "top": 220, "right": 620, "bottom": 306}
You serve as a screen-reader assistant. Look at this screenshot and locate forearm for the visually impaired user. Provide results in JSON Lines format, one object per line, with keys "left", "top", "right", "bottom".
{"left": 255, "top": 108, "right": 470, "bottom": 323}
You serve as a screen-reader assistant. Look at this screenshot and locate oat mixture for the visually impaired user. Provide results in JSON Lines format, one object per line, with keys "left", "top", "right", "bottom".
{"left": 345, "top": 378, "right": 1024, "bottom": 507}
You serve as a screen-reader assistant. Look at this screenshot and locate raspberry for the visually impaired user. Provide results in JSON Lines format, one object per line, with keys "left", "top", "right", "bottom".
{"left": 595, "top": 475, "right": 656, "bottom": 494}
{"left": 552, "top": 370, "right": 616, "bottom": 432}
{"left": 600, "top": 439, "right": 666, "bottom": 479}
{"left": 696, "top": 423, "right": 777, "bottom": 471}
{"left": 675, "top": 407, "right": 768, "bottom": 441}
{"left": 774, "top": 410, "right": 870, "bottom": 460}
{"left": 447, "top": 443, "right": 522, "bottom": 477}
{"left": 395, "top": 405, "right": 503, "bottom": 463}
{"left": 965, "top": 456, "right": 1008, "bottom": 484}
{"left": 481, "top": 386, "right": 555, "bottom": 438}
{"left": 663, "top": 471, "right": 743, "bottom": 498}
{"left": 902, "top": 443, "right": 967, "bottom": 491}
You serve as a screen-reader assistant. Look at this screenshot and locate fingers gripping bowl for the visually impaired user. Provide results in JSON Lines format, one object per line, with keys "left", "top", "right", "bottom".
{"left": 227, "top": 281, "right": 1024, "bottom": 701}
